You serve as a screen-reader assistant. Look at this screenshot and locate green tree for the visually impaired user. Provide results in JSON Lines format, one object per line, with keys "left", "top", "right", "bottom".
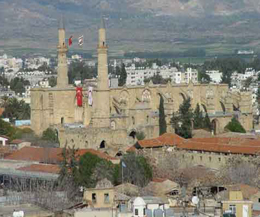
{"left": 136, "top": 131, "right": 146, "bottom": 140}
{"left": 225, "top": 117, "right": 246, "bottom": 133}
{"left": 171, "top": 98, "right": 193, "bottom": 138}
{"left": 144, "top": 73, "right": 171, "bottom": 84}
{"left": 2, "top": 98, "right": 30, "bottom": 123}
{"left": 77, "top": 153, "right": 114, "bottom": 188}
{"left": 203, "top": 113, "right": 212, "bottom": 131}
{"left": 118, "top": 64, "right": 127, "bottom": 86}
{"left": 198, "top": 71, "right": 211, "bottom": 83}
{"left": 48, "top": 76, "right": 57, "bottom": 87}
{"left": 68, "top": 61, "right": 97, "bottom": 84}
{"left": 244, "top": 77, "right": 253, "bottom": 89}
{"left": 159, "top": 95, "right": 167, "bottom": 135}
{"left": 42, "top": 128, "right": 58, "bottom": 143}
{"left": 118, "top": 153, "right": 152, "bottom": 187}
{"left": 10, "top": 77, "right": 30, "bottom": 94}
{"left": 0, "top": 119, "right": 16, "bottom": 138}
{"left": 193, "top": 104, "right": 203, "bottom": 129}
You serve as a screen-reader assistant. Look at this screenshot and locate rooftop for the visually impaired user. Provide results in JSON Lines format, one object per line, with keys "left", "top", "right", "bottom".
{"left": 5, "top": 146, "right": 117, "bottom": 163}
{"left": 129, "top": 133, "right": 260, "bottom": 155}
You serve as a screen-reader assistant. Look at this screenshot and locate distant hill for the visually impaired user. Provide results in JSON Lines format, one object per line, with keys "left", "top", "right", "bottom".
{"left": 1, "top": 0, "right": 260, "bottom": 56}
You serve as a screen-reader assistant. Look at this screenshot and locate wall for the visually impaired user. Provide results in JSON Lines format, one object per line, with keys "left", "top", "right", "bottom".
{"left": 83, "top": 188, "right": 115, "bottom": 208}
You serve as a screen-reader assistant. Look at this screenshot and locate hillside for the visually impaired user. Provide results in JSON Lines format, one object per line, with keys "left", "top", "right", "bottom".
{"left": 1, "top": 0, "right": 260, "bottom": 56}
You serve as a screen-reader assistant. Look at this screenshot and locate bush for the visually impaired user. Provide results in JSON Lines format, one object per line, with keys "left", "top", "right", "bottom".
{"left": 42, "top": 128, "right": 58, "bottom": 142}
{"left": 225, "top": 117, "right": 246, "bottom": 133}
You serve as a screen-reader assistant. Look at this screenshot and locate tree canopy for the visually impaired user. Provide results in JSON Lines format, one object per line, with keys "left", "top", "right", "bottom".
{"left": 225, "top": 117, "right": 246, "bottom": 133}
{"left": 1, "top": 98, "right": 30, "bottom": 123}
{"left": 171, "top": 98, "right": 193, "bottom": 138}
{"left": 159, "top": 94, "right": 167, "bottom": 135}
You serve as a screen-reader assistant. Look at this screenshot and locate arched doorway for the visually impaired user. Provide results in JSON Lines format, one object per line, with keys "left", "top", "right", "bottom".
{"left": 100, "top": 140, "right": 106, "bottom": 149}
{"left": 129, "top": 131, "right": 136, "bottom": 139}
{"left": 211, "top": 119, "right": 219, "bottom": 135}
{"left": 115, "top": 151, "right": 123, "bottom": 157}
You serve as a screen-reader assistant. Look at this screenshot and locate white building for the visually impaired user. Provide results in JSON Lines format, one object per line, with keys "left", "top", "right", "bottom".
{"left": 132, "top": 197, "right": 172, "bottom": 217}
{"left": 206, "top": 70, "right": 222, "bottom": 84}
{"left": 126, "top": 64, "right": 198, "bottom": 86}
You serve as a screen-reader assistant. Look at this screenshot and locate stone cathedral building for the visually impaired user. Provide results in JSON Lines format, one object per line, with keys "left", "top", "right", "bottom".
{"left": 31, "top": 19, "right": 253, "bottom": 152}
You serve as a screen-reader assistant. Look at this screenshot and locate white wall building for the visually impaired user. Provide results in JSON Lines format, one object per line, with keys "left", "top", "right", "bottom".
{"left": 206, "top": 70, "right": 222, "bottom": 84}
{"left": 126, "top": 64, "right": 198, "bottom": 86}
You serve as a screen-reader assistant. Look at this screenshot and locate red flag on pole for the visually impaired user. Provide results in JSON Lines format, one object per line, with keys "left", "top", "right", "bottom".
{"left": 68, "top": 36, "right": 73, "bottom": 46}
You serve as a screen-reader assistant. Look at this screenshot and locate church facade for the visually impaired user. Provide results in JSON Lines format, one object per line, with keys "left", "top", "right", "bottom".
{"left": 30, "top": 19, "right": 253, "bottom": 152}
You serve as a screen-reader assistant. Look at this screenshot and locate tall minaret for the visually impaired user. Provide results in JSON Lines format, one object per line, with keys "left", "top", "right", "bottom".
{"left": 97, "top": 17, "right": 109, "bottom": 90}
{"left": 56, "top": 16, "right": 69, "bottom": 88}
{"left": 92, "top": 17, "right": 110, "bottom": 128}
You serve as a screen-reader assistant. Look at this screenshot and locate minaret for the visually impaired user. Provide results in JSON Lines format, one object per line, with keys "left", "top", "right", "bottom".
{"left": 97, "top": 17, "right": 109, "bottom": 90}
{"left": 92, "top": 17, "right": 110, "bottom": 128}
{"left": 56, "top": 16, "right": 69, "bottom": 88}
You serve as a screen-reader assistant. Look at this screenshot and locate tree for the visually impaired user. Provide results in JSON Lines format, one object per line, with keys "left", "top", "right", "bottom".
{"left": 193, "top": 104, "right": 203, "bottom": 129}
{"left": 203, "top": 113, "right": 212, "bottom": 131}
{"left": 144, "top": 73, "right": 171, "bottom": 84}
{"left": 58, "top": 146, "right": 80, "bottom": 200}
{"left": 243, "top": 77, "right": 253, "bottom": 89}
{"left": 198, "top": 71, "right": 211, "bottom": 84}
{"left": 225, "top": 117, "right": 246, "bottom": 133}
{"left": 48, "top": 76, "right": 57, "bottom": 87}
{"left": 136, "top": 131, "right": 146, "bottom": 140}
{"left": 118, "top": 153, "right": 152, "bottom": 187}
{"left": 171, "top": 98, "right": 193, "bottom": 138}
{"left": 159, "top": 95, "right": 167, "bottom": 135}
{"left": 42, "top": 128, "right": 58, "bottom": 143}
{"left": 77, "top": 153, "right": 114, "bottom": 188}
{"left": 0, "top": 118, "right": 16, "bottom": 138}
{"left": 1, "top": 98, "right": 30, "bottom": 123}
{"left": 10, "top": 77, "right": 30, "bottom": 94}
{"left": 118, "top": 64, "right": 127, "bottom": 86}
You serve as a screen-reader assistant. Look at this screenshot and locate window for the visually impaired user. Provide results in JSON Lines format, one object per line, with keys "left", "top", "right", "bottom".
{"left": 200, "top": 156, "right": 202, "bottom": 161}
{"left": 229, "top": 205, "right": 236, "bottom": 214}
{"left": 104, "top": 193, "right": 109, "bottom": 203}
{"left": 209, "top": 157, "right": 212, "bottom": 162}
{"left": 135, "top": 209, "right": 138, "bottom": 215}
{"left": 143, "top": 208, "right": 146, "bottom": 215}
{"left": 192, "top": 156, "right": 194, "bottom": 160}
{"left": 92, "top": 193, "right": 97, "bottom": 203}
{"left": 258, "top": 198, "right": 260, "bottom": 203}
{"left": 219, "top": 157, "right": 221, "bottom": 162}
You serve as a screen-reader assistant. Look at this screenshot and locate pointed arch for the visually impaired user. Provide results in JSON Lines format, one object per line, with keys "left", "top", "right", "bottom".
{"left": 220, "top": 101, "right": 226, "bottom": 113}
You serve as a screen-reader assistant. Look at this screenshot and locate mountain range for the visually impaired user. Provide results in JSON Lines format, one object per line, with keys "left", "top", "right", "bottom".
{"left": 1, "top": 0, "right": 260, "bottom": 56}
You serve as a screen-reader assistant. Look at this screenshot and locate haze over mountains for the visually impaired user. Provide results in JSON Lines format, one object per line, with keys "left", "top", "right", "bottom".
{"left": 1, "top": 0, "right": 260, "bottom": 56}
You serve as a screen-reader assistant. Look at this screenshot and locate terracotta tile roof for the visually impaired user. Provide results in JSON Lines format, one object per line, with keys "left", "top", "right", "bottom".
{"left": 136, "top": 133, "right": 185, "bottom": 149}
{"left": 10, "top": 139, "right": 25, "bottom": 144}
{"left": 18, "top": 164, "right": 60, "bottom": 174}
{"left": 178, "top": 139, "right": 260, "bottom": 155}
{"left": 128, "top": 133, "right": 260, "bottom": 155}
{"left": 5, "top": 146, "right": 117, "bottom": 163}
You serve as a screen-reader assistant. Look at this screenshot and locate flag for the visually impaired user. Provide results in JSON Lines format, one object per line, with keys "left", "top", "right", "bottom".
{"left": 122, "top": 161, "right": 126, "bottom": 168}
{"left": 68, "top": 36, "right": 73, "bottom": 46}
{"left": 78, "top": 35, "right": 84, "bottom": 46}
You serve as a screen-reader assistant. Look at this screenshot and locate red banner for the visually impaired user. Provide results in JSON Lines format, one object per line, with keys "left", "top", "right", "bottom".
{"left": 76, "top": 87, "right": 83, "bottom": 107}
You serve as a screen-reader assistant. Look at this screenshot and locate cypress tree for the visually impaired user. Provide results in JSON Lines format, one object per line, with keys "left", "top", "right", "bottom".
{"left": 193, "top": 103, "right": 203, "bottom": 129}
{"left": 118, "top": 63, "right": 127, "bottom": 86}
{"left": 159, "top": 95, "right": 167, "bottom": 135}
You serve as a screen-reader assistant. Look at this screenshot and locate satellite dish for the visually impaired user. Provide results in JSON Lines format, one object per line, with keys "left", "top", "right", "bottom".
{"left": 192, "top": 196, "right": 199, "bottom": 205}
